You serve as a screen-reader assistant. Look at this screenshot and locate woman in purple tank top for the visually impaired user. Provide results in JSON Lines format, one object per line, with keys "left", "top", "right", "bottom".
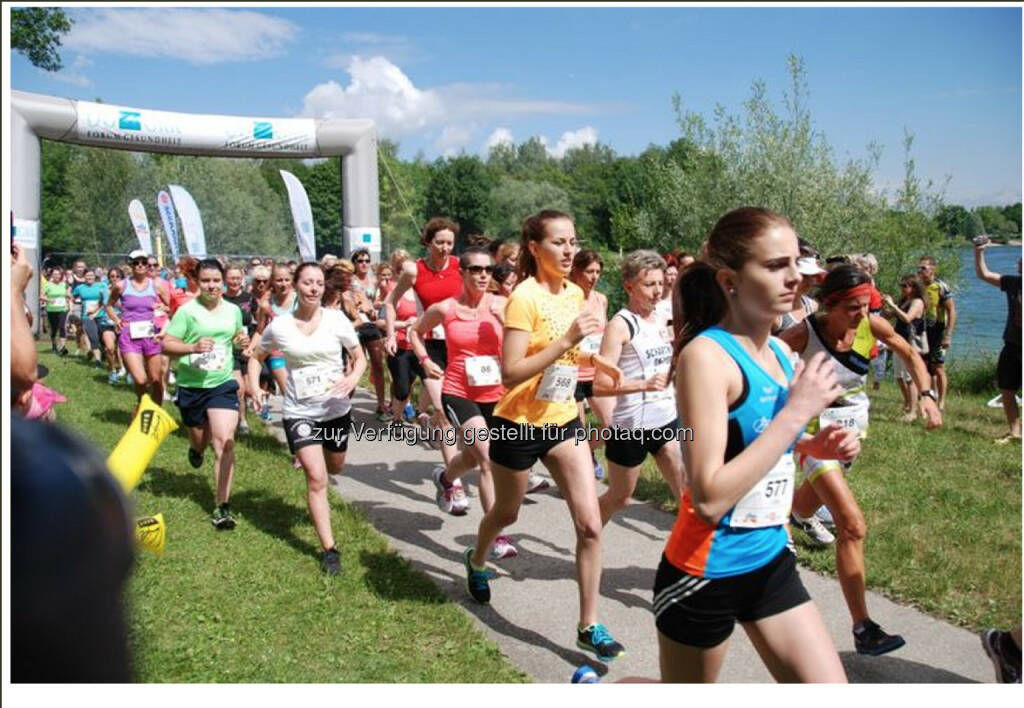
{"left": 106, "top": 250, "right": 170, "bottom": 407}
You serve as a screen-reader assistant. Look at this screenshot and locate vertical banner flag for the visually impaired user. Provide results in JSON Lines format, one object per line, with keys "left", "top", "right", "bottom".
{"left": 279, "top": 170, "right": 316, "bottom": 262}
{"left": 156, "top": 190, "right": 181, "bottom": 263}
{"left": 167, "top": 185, "right": 207, "bottom": 257}
{"left": 128, "top": 199, "right": 153, "bottom": 255}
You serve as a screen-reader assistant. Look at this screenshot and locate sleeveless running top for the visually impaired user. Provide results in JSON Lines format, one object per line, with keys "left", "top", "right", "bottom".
{"left": 121, "top": 278, "right": 159, "bottom": 324}
{"left": 415, "top": 256, "right": 462, "bottom": 340}
{"left": 441, "top": 294, "right": 505, "bottom": 402}
{"left": 394, "top": 290, "right": 420, "bottom": 350}
{"left": 576, "top": 292, "right": 607, "bottom": 384}
{"left": 611, "top": 308, "right": 676, "bottom": 429}
{"left": 271, "top": 293, "right": 298, "bottom": 318}
{"left": 776, "top": 295, "right": 816, "bottom": 332}
{"left": 663, "top": 326, "right": 795, "bottom": 578}
{"left": 803, "top": 314, "right": 873, "bottom": 435}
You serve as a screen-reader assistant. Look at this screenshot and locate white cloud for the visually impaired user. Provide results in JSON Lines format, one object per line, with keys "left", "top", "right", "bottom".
{"left": 484, "top": 127, "right": 514, "bottom": 152}
{"left": 65, "top": 8, "right": 299, "bottom": 64}
{"left": 436, "top": 125, "right": 474, "bottom": 157}
{"left": 300, "top": 56, "right": 598, "bottom": 157}
{"left": 300, "top": 56, "right": 445, "bottom": 136}
{"left": 49, "top": 54, "right": 93, "bottom": 87}
{"left": 549, "top": 126, "right": 598, "bottom": 158}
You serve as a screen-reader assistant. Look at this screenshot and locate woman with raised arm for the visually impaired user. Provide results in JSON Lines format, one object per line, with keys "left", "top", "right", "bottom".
{"left": 658, "top": 206, "right": 858, "bottom": 683}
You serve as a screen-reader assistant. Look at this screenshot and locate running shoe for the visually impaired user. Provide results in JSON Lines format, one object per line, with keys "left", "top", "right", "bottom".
{"left": 259, "top": 401, "right": 271, "bottom": 421}
{"left": 58, "top": 347, "right": 69, "bottom": 357}
{"left": 576, "top": 623, "right": 626, "bottom": 663}
{"left": 432, "top": 465, "right": 459, "bottom": 515}
{"left": 168, "top": 370, "right": 176, "bottom": 386}
{"left": 995, "top": 433, "right": 1022, "bottom": 445}
{"left": 188, "top": 447, "right": 204, "bottom": 469}
{"left": 593, "top": 456, "right": 605, "bottom": 481}
{"left": 814, "top": 505, "right": 835, "bottom": 528}
{"left": 375, "top": 408, "right": 392, "bottom": 423}
{"left": 463, "top": 547, "right": 493, "bottom": 604}
{"left": 210, "top": 503, "right": 236, "bottom": 530}
{"left": 853, "top": 619, "right": 905, "bottom": 656}
{"left": 126, "top": 373, "right": 134, "bottom": 386}
{"left": 526, "top": 471, "right": 550, "bottom": 494}
{"left": 403, "top": 403, "right": 416, "bottom": 423}
{"left": 980, "top": 629, "right": 1022, "bottom": 683}
{"left": 571, "top": 665, "right": 600, "bottom": 683}
{"left": 320, "top": 547, "right": 342, "bottom": 577}
{"left": 451, "top": 478, "right": 470, "bottom": 514}
{"left": 490, "top": 535, "right": 519, "bottom": 561}
{"left": 238, "top": 419, "right": 250, "bottom": 436}
{"left": 108, "top": 371, "right": 120, "bottom": 385}
{"left": 790, "top": 512, "right": 835, "bottom": 547}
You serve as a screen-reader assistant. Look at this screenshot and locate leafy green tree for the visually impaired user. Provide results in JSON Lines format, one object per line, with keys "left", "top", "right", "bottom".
{"left": 12, "top": 7, "right": 72, "bottom": 71}
{"left": 936, "top": 204, "right": 969, "bottom": 238}
{"left": 1003, "top": 203, "right": 1021, "bottom": 233}
{"left": 560, "top": 143, "right": 617, "bottom": 246}
{"left": 485, "top": 177, "right": 571, "bottom": 240}
{"left": 378, "top": 139, "right": 429, "bottom": 255}
{"left": 425, "top": 155, "right": 494, "bottom": 240}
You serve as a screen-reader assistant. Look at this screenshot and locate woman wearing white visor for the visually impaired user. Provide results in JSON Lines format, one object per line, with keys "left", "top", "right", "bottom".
{"left": 774, "top": 241, "right": 826, "bottom": 335}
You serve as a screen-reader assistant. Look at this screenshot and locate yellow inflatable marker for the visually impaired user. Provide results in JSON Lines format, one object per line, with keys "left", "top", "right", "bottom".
{"left": 107, "top": 394, "right": 179, "bottom": 494}
{"left": 135, "top": 513, "right": 166, "bottom": 555}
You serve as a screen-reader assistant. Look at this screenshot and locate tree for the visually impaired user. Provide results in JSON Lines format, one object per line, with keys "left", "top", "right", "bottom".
{"left": 935, "top": 204, "right": 969, "bottom": 239}
{"left": 425, "top": 155, "right": 494, "bottom": 239}
{"left": 485, "top": 177, "right": 571, "bottom": 240}
{"left": 12, "top": 7, "right": 72, "bottom": 72}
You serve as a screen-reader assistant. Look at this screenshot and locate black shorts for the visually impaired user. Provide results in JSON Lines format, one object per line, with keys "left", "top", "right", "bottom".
{"left": 574, "top": 380, "right": 594, "bottom": 402}
{"left": 98, "top": 322, "right": 118, "bottom": 338}
{"left": 997, "top": 342, "right": 1022, "bottom": 391}
{"left": 425, "top": 339, "right": 448, "bottom": 370}
{"left": 175, "top": 379, "right": 240, "bottom": 428}
{"left": 283, "top": 412, "right": 352, "bottom": 454}
{"left": 605, "top": 418, "right": 680, "bottom": 468}
{"left": 441, "top": 394, "right": 497, "bottom": 428}
{"left": 233, "top": 352, "right": 249, "bottom": 372}
{"left": 653, "top": 547, "right": 810, "bottom": 649}
{"left": 925, "top": 325, "right": 947, "bottom": 368}
{"left": 358, "top": 323, "right": 384, "bottom": 345}
{"left": 489, "top": 416, "right": 583, "bottom": 471}
{"left": 387, "top": 349, "right": 426, "bottom": 401}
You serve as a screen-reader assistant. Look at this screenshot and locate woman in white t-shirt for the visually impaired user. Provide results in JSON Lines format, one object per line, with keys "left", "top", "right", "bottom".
{"left": 247, "top": 263, "right": 367, "bottom": 576}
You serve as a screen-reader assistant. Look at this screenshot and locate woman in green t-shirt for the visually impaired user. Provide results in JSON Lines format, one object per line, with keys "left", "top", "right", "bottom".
{"left": 163, "top": 259, "right": 250, "bottom": 530}
{"left": 40, "top": 266, "right": 71, "bottom": 355}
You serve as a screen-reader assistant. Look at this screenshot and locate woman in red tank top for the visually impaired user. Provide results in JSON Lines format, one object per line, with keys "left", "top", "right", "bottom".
{"left": 409, "top": 247, "right": 517, "bottom": 558}
{"left": 384, "top": 218, "right": 465, "bottom": 500}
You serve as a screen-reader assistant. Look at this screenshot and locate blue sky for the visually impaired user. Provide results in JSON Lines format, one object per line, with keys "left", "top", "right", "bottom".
{"left": 9, "top": 4, "right": 1022, "bottom": 207}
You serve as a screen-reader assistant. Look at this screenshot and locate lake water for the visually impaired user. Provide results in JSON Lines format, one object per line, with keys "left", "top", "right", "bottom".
{"left": 943, "top": 244, "right": 1023, "bottom": 359}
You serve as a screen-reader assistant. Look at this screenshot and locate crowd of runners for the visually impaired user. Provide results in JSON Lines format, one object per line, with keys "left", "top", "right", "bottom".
{"left": 14, "top": 206, "right": 1022, "bottom": 683}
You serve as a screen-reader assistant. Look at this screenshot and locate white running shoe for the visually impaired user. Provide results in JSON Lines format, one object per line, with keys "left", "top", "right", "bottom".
{"left": 432, "top": 466, "right": 467, "bottom": 516}
{"left": 526, "top": 471, "right": 550, "bottom": 494}
{"left": 790, "top": 512, "right": 836, "bottom": 546}
{"left": 451, "top": 478, "right": 470, "bottom": 514}
{"left": 490, "top": 535, "right": 519, "bottom": 560}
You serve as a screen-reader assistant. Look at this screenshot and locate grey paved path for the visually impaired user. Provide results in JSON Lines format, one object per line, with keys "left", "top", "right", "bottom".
{"left": 263, "top": 390, "right": 996, "bottom": 684}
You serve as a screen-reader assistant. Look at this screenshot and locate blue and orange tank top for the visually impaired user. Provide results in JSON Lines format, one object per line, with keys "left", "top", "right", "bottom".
{"left": 663, "top": 326, "right": 796, "bottom": 578}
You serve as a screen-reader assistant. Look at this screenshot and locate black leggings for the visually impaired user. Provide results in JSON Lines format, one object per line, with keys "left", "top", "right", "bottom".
{"left": 386, "top": 349, "right": 426, "bottom": 402}
{"left": 80, "top": 317, "right": 101, "bottom": 351}
{"left": 47, "top": 311, "right": 68, "bottom": 345}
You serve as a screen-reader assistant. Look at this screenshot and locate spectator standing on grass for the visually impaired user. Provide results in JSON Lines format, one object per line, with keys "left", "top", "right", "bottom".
{"left": 918, "top": 256, "right": 956, "bottom": 410}
{"left": 883, "top": 274, "right": 929, "bottom": 422}
{"left": 973, "top": 240, "right": 1022, "bottom": 443}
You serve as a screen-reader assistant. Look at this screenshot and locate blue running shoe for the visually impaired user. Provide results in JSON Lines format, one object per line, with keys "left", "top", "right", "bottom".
{"left": 571, "top": 665, "right": 600, "bottom": 683}
{"left": 577, "top": 623, "right": 625, "bottom": 662}
{"left": 403, "top": 403, "right": 416, "bottom": 423}
{"left": 592, "top": 456, "right": 605, "bottom": 481}
{"left": 463, "top": 547, "right": 493, "bottom": 604}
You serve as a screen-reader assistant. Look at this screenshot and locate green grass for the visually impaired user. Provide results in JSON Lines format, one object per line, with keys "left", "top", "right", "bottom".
{"left": 40, "top": 349, "right": 528, "bottom": 683}
{"left": 613, "top": 367, "right": 1022, "bottom": 631}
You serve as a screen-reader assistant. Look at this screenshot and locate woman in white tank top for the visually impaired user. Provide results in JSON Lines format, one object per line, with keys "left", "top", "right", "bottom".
{"left": 593, "top": 250, "right": 685, "bottom": 526}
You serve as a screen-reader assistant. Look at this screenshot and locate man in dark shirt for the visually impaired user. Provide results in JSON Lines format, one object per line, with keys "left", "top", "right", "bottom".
{"left": 974, "top": 241, "right": 1022, "bottom": 442}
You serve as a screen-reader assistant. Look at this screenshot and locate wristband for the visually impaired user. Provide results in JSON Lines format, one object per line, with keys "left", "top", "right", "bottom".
{"left": 419, "top": 354, "right": 430, "bottom": 364}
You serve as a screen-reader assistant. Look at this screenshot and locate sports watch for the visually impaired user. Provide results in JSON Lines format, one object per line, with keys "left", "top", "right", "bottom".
{"left": 919, "top": 389, "right": 938, "bottom": 402}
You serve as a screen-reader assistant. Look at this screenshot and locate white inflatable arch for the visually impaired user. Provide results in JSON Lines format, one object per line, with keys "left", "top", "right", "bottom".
{"left": 11, "top": 89, "right": 381, "bottom": 330}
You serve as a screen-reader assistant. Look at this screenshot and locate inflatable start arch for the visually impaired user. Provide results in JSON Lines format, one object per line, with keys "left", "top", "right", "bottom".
{"left": 10, "top": 90, "right": 382, "bottom": 330}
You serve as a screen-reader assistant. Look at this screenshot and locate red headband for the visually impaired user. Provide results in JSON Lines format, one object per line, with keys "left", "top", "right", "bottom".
{"left": 822, "top": 282, "right": 874, "bottom": 307}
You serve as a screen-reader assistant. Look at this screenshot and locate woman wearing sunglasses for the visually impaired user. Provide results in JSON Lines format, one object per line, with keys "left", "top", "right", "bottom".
{"left": 409, "top": 249, "right": 519, "bottom": 559}
{"left": 350, "top": 248, "right": 390, "bottom": 421}
{"left": 106, "top": 249, "right": 171, "bottom": 409}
